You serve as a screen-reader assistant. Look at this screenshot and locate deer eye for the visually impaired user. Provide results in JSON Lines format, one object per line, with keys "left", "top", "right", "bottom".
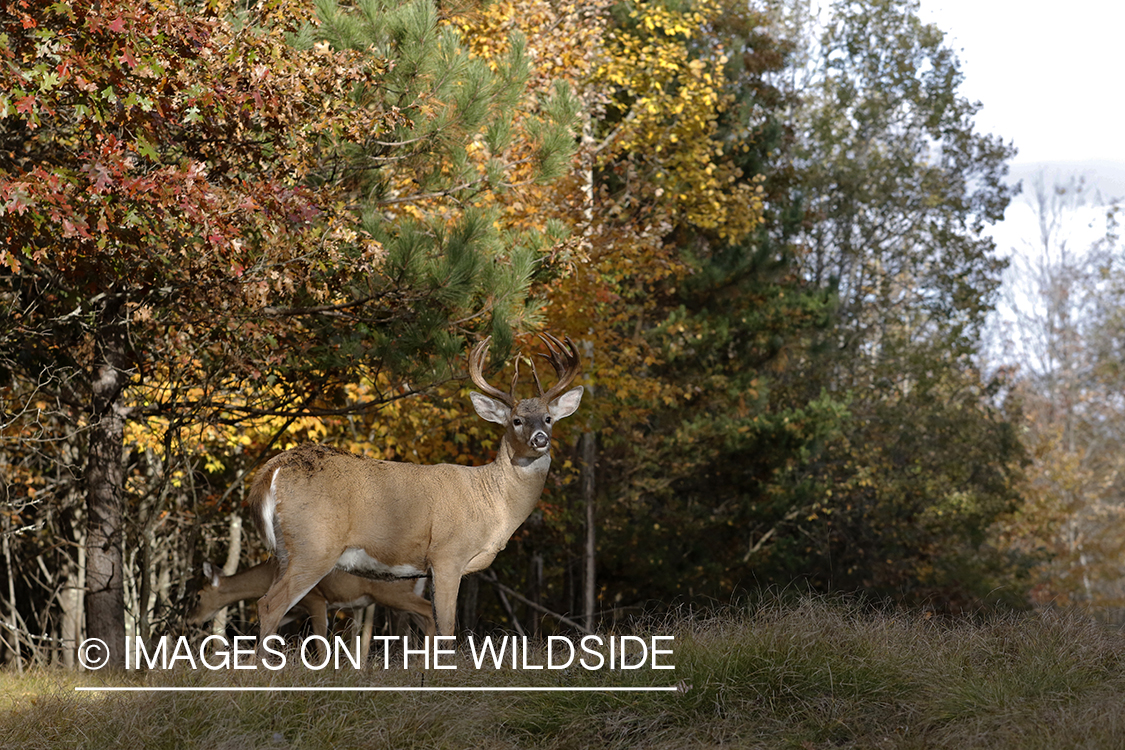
{"left": 544, "top": 416, "right": 552, "bottom": 424}
{"left": 513, "top": 417, "right": 523, "bottom": 427}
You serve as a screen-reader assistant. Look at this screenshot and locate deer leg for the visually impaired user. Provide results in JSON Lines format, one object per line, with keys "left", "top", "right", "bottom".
{"left": 414, "top": 578, "right": 437, "bottom": 638}
{"left": 304, "top": 590, "right": 330, "bottom": 663}
{"left": 430, "top": 567, "right": 463, "bottom": 639}
{"left": 380, "top": 579, "right": 436, "bottom": 638}
{"left": 257, "top": 559, "right": 336, "bottom": 657}
{"left": 409, "top": 594, "right": 437, "bottom": 639}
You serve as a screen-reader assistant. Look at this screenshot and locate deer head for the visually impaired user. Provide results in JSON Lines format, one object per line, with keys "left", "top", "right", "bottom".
{"left": 468, "top": 332, "right": 584, "bottom": 461}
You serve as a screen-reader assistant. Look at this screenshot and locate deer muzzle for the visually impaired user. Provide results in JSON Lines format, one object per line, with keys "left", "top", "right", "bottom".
{"left": 530, "top": 431, "right": 550, "bottom": 451}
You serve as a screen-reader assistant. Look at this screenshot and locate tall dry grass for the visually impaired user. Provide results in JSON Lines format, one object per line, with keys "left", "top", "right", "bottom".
{"left": 4, "top": 597, "right": 1125, "bottom": 749}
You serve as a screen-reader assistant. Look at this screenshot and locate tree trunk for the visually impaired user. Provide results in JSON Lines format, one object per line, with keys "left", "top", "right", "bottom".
{"left": 213, "top": 512, "right": 243, "bottom": 635}
{"left": 138, "top": 528, "right": 151, "bottom": 642}
{"left": 84, "top": 296, "right": 130, "bottom": 668}
{"left": 3, "top": 511, "right": 22, "bottom": 673}
{"left": 60, "top": 522, "right": 85, "bottom": 669}
{"left": 581, "top": 430, "right": 596, "bottom": 633}
{"left": 529, "top": 552, "right": 543, "bottom": 636}
{"left": 580, "top": 339, "right": 597, "bottom": 634}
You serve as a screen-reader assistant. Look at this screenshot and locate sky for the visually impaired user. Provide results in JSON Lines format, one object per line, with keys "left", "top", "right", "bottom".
{"left": 920, "top": 1, "right": 1125, "bottom": 167}
{"left": 919, "top": 1, "right": 1124, "bottom": 257}
{"left": 916, "top": 2, "right": 1125, "bottom": 361}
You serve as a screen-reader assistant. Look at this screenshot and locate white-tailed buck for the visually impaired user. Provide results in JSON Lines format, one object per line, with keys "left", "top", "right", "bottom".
{"left": 250, "top": 333, "right": 583, "bottom": 642}
{"left": 188, "top": 559, "right": 435, "bottom": 638}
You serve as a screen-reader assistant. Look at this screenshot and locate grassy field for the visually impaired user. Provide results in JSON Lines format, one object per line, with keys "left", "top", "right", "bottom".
{"left": 4, "top": 597, "right": 1125, "bottom": 749}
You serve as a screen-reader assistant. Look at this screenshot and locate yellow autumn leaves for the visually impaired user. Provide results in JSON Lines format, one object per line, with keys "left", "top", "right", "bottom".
{"left": 596, "top": 0, "right": 764, "bottom": 240}
{"left": 117, "top": 0, "right": 769, "bottom": 474}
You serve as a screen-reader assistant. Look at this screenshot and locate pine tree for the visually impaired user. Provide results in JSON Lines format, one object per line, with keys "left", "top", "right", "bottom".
{"left": 306, "top": 0, "right": 580, "bottom": 364}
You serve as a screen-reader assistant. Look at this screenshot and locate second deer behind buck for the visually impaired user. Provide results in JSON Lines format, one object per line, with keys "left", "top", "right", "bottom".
{"left": 249, "top": 333, "right": 583, "bottom": 643}
{"left": 188, "top": 559, "right": 435, "bottom": 639}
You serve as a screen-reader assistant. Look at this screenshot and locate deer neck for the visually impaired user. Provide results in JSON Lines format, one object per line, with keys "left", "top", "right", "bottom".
{"left": 192, "top": 562, "right": 275, "bottom": 623}
{"left": 489, "top": 436, "right": 551, "bottom": 518}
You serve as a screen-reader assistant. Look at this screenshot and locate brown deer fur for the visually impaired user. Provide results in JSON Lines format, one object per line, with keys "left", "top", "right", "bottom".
{"left": 248, "top": 334, "right": 583, "bottom": 642}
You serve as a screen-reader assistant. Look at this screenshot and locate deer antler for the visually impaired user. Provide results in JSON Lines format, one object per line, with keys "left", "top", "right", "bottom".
{"left": 471, "top": 334, "right": 579, "bottom": 404}
{"left": 535, "top": 333, "right": 580, "bottom": 402}
{"left": 469, "top": 336, "right": 517, "bottom": 407}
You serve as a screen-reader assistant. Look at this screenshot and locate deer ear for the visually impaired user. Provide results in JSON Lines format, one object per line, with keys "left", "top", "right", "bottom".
{"left": 549, "top": 385, "right": 583, "bottom": 420}
{"left": 203, "top": 561, "right": 221, "bottom": 587}
{"left": 470, "top": 391, "right": 511, "bottom": 425}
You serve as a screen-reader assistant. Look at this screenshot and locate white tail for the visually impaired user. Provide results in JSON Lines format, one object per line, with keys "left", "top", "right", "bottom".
{"left": 249, "top": 333, "right": 583, "bottom": 640}
{"left": 188, "top": 559, "right": 435, "bottom": 638}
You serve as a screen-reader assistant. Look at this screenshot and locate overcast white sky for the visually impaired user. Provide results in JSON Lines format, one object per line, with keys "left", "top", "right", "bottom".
{"left": 916, "top": 2, "right": 1125, "bottom": 362}
{"left": 918, "top": 1, "right": 1124, "bottom": 261}
{"left": 921, "top": 1, "right": 1125, "bottom": 166}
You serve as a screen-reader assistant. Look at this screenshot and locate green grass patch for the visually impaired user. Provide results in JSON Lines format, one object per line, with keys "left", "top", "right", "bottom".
{"left": 4, "top": 597, "right": 1125, "bottom": 749}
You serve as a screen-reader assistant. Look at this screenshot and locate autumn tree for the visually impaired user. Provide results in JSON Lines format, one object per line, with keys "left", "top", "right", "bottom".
{"left": 3, "top": 0, "right": 362, "bottom": 666}
{"left": 452, "top": 0, "right": 830, "bottom": 617}
{"left": 566, "top": 0, "right": 842, "bottom": 607}
{"left": 0, "top": 0, "right": 577, "bottom": 666}
{"left": 753, "top": 0, "right": 1027, "bottom": 608}
{"left": 996, "top": 175, "right": 1125, "bottom": 616}
{"left": 492, "top": 0, "right": 1029, "bottom": 613}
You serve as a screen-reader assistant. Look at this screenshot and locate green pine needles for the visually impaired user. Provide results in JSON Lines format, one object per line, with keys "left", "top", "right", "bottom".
{"left": 301, "top": 0, "right": 579, "bottom": 376}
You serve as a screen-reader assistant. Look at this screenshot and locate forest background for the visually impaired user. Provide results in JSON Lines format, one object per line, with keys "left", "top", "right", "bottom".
{"left": 1, "top": 0, "right": 1121, "bottom": 670}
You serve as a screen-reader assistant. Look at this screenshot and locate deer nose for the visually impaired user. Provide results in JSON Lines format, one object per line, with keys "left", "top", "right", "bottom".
{"left": 530, "top": 431, "right": 549, "bottom": 450}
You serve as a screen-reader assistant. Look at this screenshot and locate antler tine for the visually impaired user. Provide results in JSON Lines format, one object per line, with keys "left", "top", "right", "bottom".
{"left": 536, "top": 333, "right": 580, "bottom": 402}
{"left": 469, "top": 337, "right": 516, "bottom": 407}
{"left": 535, "top": 332, "right": 573, "bottom": 376}
{"left": 529, "top": 355, "right": 545, "bottom": 396}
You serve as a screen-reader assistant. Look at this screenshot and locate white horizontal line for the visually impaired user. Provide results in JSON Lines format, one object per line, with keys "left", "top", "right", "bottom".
{"left": 75, "top": 685, "right": 679, "bottom": 693}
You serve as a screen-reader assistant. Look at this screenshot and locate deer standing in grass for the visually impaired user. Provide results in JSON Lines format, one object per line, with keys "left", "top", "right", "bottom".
{"left": 188, "top": 559, "right": 435, "bottom": 638}
{"left": 249, "top": 333, "right": 583, "bottom": 643}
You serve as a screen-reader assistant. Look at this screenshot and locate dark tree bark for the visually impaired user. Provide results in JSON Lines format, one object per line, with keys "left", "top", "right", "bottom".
{"left": 84, "top": 295, "right": 130, "bottom": 668}
{"left": 581, "top": 430, "right": 596, "bottom": 633}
